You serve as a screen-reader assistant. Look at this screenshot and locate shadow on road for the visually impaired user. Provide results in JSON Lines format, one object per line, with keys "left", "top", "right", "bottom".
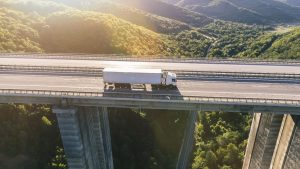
{"left": 103, "top": 84, "right": 183, "bottom": 101}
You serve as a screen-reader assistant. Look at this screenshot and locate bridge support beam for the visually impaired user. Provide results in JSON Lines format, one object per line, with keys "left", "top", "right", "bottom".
{"left": 176, "top": 111, "right": 198, "bottom": 169}
{"left": 269, "top": 114, "right": 300, "bottom": 169}
{"left": 54, "top": 106, "right": 113, "bottom": 169}
{"left": 243, "top": 113, "right": 283, "bottom": 169}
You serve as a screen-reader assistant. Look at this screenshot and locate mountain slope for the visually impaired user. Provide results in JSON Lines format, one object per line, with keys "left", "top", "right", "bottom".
{"left": 230, "top": 0, "right": 300, "bottom": 22}
{"left": 177, "top": 0, "right": 300, "bottom": 24}
{"left": 89, "top": 1, "right": 191, "bottom": 33}
{"left": 111, "top": 0, "right": 214, "bottom": 27}
{"left": 0, "top": 0, "right": 213, "bottom": 57}
{"left": 276, "top": 0, "right": 300, "bottom": 6}
{"left": 188, "top": 1, "right": 267, "bottom": 24}
{"left": 40, "top": 10, "right": 170, "bottom": 55}
{"left": 1, "top": 0, "right": 190, "bottom": 34}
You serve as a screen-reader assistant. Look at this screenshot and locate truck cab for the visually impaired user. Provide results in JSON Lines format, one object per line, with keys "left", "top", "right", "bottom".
{"left": 164, "top": 72, "right": 177, "bottom": 86}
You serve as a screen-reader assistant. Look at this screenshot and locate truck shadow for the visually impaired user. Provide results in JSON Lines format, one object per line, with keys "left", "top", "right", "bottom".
{"left": 103, "top": 84, "right": 183, "bottom": 101}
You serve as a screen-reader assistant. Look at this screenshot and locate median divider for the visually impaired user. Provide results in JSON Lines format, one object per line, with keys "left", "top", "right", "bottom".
{"left": 172, "top": 70, "right": 300, "bottom": 81}
{"left": 0, "top": 65, "right": 102, "bottom": 76}
{"left": 0, "top": 65, "right": 299, "bottom": 82}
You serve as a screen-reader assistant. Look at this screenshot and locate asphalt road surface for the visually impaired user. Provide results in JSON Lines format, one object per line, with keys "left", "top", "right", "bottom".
{"left": 0, "top": 73, "right": 299, "bottom": 100}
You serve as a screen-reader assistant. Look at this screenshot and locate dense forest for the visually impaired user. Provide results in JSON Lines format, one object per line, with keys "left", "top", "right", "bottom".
{"left": 192, "top": 112, "right": 251, "bottom": 169}
{"left": 0, "top": 104, "right": 65, "bottom": 169}
{"left": 109, "top": 108, "right": 189, "bottom": 169}
{"left": 0, "top": 0, "right": 299, "bottom": 169}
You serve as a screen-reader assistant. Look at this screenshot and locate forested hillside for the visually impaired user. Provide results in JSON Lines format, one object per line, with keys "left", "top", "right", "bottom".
{"left": 40, "top": 10, "right": 170, "bottom": 55}
{"left": 0, "top": 0, "right": 71, "bottom": 15}
{"left": 1, "top": 0, "right": 299, "bottom": 58}
{"left": 202, "top": 21, "right": 264, "bottom": 58}
{"left": 261, "top": 27, "right": 300, "bottom": 59}
{"left": 0, "top": 8, "right": 42, "bottom": 52}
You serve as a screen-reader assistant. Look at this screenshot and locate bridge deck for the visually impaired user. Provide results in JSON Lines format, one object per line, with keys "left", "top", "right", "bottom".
{"left": 0, "top": 54, "right": 299, "bottom": 112}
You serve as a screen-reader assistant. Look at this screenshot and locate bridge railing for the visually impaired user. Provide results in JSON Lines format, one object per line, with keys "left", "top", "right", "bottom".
{"left": 1, "top": 53, "right": 300, "bottom": 65}
{"left": 0, "top": 89, "right": 299, "bottom": 106}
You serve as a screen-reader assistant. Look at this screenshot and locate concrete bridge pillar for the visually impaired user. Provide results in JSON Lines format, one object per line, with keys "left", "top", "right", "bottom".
{"left": 176, "top": 111, "right": 198, "bottom": 169}
{"left": 53, "top": 106, "right": 114, "bottom": 169}
{"left": 269, "top": 114, "right": 300, "bottom": 169}
{"left": 243, "top": 113, "right": 283, "bottom": 169}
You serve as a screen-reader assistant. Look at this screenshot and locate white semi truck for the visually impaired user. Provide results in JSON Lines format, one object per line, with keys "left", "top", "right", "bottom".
{"left": 103, "top": 68, "right": 177, "bottom": 87}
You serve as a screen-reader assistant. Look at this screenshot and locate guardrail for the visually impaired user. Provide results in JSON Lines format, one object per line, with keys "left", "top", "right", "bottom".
{"left": 1, "top": 65, "right": 300, "bottom": 81}
{"left": 0, "top": 89, "right": 299, "bottom": 107}
{"left": 174, "top": 70, "right": 300, "bottom": 80}
{"left": 1, "top": 53, "right": 300, "bottom": 65}
{"left": 0, "top": 65, "right": 102, "bottom": 76}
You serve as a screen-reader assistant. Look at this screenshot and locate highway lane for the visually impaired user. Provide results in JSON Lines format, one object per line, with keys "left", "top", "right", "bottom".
{"left": 0, "top": 74, "right": 101, "bottom": 92}
{"left": 0, "top": 73, "right": 299, "bottom": 100}
{"left": 1, "top": 57, "right": 300, "bottom": 74}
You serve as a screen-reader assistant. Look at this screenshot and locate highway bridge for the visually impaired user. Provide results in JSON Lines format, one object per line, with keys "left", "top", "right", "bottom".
{"left": 0, "top": 53, "right": 299, "bottom": 169}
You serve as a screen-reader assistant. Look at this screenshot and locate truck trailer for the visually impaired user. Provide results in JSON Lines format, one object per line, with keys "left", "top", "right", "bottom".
{"left": 103, "top": 68, "right": 177, "bottom": 87}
